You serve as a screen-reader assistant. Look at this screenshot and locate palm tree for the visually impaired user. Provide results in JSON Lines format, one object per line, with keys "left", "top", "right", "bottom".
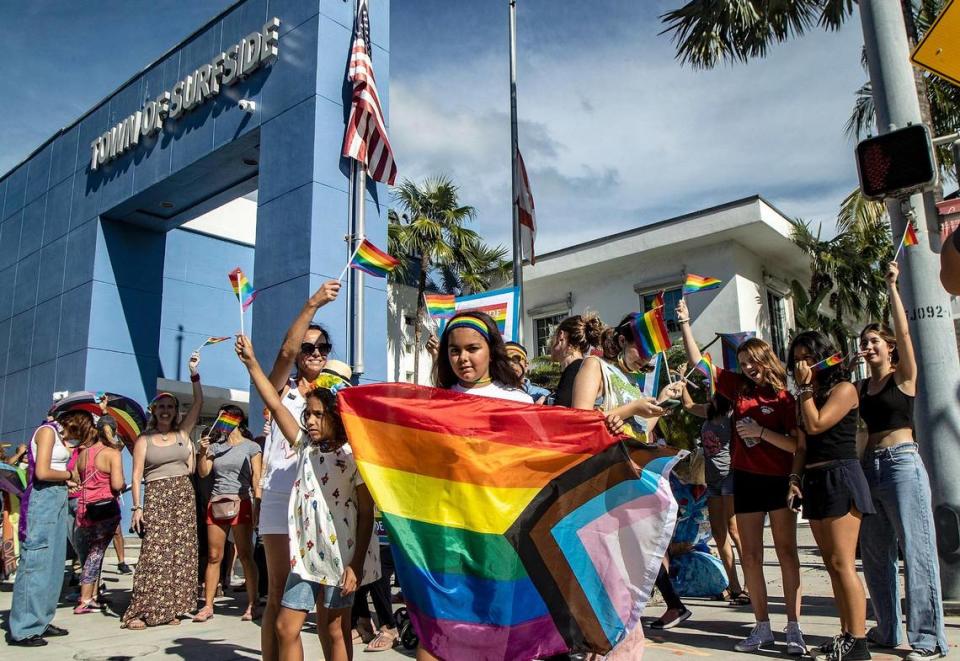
{"left": 388, "top": 176, "right": 510, "bottom": 383}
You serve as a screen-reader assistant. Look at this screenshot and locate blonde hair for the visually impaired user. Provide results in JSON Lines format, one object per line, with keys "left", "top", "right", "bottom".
{"left": 737, "top": 338, "right": 787, "bottom": 392}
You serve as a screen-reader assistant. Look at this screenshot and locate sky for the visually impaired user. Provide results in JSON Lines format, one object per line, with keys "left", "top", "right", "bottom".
{"left": 1, "top": 1, "right": 869, "bottom": 254}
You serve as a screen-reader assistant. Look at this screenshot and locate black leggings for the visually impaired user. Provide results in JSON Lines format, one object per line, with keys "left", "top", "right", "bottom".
{"left": 656, "top": 564, "right": 684, "bottom": 610}
{"left": 351, "top": 545, "right": 396, "bottom": 629}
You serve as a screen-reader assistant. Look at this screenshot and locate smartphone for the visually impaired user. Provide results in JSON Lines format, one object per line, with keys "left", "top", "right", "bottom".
{"left": 790, "top": 495, "right": 803, "bottom": 512}
{"left": 660, "top": 399, "right": 682, "bottom": 410}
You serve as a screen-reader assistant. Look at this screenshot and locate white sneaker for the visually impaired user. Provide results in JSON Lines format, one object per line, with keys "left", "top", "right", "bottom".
{"left": 734, "top": 621, "right": 775, "bottom": 652}
{"left": 784, "top": 621, "right": 807, "bottom": 656}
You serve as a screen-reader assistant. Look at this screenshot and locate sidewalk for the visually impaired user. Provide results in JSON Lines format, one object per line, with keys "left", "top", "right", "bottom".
{"left": 1, "top": 522, "right": 956, "bottom": 659}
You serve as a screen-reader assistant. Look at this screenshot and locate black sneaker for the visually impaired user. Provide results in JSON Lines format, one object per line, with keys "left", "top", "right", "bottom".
{"left": 8, "top": 635, "right": 47, "bottom": 647}
{"left": 823, "top": 634, "right": 871, "bottom": 661}
{"left": 815, "top": 634, "right": 845, "bottom": 656}
{"left": 117, "top": 562, "right": 132, "bottom": 574}
{"left": 42, "top": 624, "right": 69, "bottom": 637}
{"left": 905, "top": 649, "right": 946, "bottom": 660}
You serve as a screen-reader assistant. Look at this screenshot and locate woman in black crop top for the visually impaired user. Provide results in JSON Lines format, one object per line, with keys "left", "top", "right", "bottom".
{"left": 786, "top": 331, "right": 873, "bottom": 660}
{"left": 857, "top": 262, "right": 947, "bottom": 658}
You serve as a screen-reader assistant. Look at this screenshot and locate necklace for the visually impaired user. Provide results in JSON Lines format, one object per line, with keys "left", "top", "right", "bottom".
{"left": 459, "top": 375, "right": 492, "bottom": 388}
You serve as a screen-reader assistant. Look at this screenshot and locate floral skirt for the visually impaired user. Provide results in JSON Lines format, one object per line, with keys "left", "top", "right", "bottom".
{"left": 122, "top": 476, "right": 197, "bottom": 626}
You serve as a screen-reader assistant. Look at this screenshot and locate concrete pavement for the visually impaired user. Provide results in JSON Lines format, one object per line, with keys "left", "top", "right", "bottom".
{"left": 1, "top": 522, "right": 957, "bottom": 659}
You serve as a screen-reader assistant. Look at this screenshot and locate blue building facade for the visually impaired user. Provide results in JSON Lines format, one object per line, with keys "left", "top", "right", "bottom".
{"left": 0, "top": 0, "right": 390, "bottom": 442}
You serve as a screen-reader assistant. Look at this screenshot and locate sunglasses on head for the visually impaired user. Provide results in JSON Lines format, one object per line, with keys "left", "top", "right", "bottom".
{"left": 300, "top": 341, "right": 332, "bottom": 356}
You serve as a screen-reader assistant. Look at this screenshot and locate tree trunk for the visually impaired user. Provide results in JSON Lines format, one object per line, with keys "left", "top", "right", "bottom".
{"left": 412, "top": 254, "right": 429, "bottom": 384}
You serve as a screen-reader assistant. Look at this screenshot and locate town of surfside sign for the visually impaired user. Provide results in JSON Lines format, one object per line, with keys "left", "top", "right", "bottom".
{"left": 89, "top": 17, "right": 280, "bottom": 172}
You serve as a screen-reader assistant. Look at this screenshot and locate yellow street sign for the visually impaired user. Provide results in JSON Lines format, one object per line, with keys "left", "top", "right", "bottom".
{"left": 912, "top": 0, "right": 960, "bottom": 88}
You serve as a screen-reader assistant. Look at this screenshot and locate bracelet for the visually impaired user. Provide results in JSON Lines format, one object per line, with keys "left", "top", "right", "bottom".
{"left": 131, "top": 506, "right": 142, "bottom": 512}
{"left": 190, "top": 372, "right": 201, "bottom": 382}
{"left": 677, "top": 317, "right": 690, "bottom": 324}
{"left": 788, "top": 473, "right": 802, "bottom": 484}
{"left": 759, "top": 428, "right": 765, "bottom": 440}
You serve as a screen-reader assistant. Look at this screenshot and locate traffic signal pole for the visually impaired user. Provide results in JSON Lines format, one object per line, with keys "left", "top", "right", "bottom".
{"left": 860, "top": 2, "right": 960, "bottom": 601}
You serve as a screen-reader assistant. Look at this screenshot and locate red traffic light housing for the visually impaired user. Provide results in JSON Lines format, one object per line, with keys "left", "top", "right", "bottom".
{"left": 855, "top": 124, "right": 938, "bottom": 200}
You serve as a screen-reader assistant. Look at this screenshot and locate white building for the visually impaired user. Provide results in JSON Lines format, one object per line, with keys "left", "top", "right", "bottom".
{"left": 520, "top": 195, "right": 811, "bottom": 368}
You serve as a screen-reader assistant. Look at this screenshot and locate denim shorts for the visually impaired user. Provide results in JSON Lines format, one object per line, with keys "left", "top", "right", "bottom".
{"left": 706, "top": 472, "right": 734, "bottom": 498}
{"left": 281, "top": 571, "right": 355, "bottom": 611}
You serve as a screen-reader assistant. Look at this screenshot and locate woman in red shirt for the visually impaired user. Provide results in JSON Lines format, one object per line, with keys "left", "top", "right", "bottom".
{"left": 677, "top": 300, "right": 804, "bottom": 655}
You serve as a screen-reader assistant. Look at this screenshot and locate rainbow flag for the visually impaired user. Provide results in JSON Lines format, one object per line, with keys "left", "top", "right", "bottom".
{"left": 903, "top": 223, "right": 919, "bottom": 247}
{"left": 682, "top": 274, "right": 722, "bottom": 296}
{"left": 462, "top": 302, "right": 508, "bottom": 333}
{"left": 210, "top": 410, "right": 243, "bottom": 437}
{"left": 424, "top": 293, "right": 456, "bottom": 322}
{"left": 630, "top": 307, "right": 672, "bottom": 361}
{"left": 198, "top": 336, "right": 231, "bottom": 350}
{"left": 652, "top": 290, "right": 665, "bottom": 310}
{"left": 350, "top": 239, "right": 400, "bottom": 278}
{"left": 339, "top": 384, "right": 680, "bottom": 660}
{"left": 719, "top": 331, "right": 756, "bottom": 373}
{"left": 810, "top": 352, "right": 844, "bottom": 373}
{"left": 228, "top": 268, "right": 257, "bottom": 310}
{"left": 695, "top": 353, "right": 716, "bottom": 397}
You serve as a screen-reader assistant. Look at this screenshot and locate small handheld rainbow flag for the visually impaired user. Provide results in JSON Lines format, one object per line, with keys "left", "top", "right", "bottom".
{"left": 210, "top": 410, "right": 243, "bottom": 437}
{"left": 695, "top": 353, "right": 716, "bottom": 397}
{"left": 228, "top": 268, "right": 257, "bottom": 310}
{"left": 195, "top": 336, "right": 231, "bottom": 353}
{"left": 652, "top": 289, "right": 666, "bottom": 309}
{"left": 424, "top": 293, "right": 456, "bottom": 322}
{"left": 810, "top": 352, "right": 844, "bottom": 373}
{"left": 343, "top": 239, "right": 399, "bottom": 279}
{"left": 630, "top": 306, "right": 672, "bottom": 362}
{"left": 683, "top": 274, "right": 722, "bottom": 296}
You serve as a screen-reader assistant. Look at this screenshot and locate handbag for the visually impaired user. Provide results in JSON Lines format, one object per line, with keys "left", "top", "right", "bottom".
{"left": 210, "top": 494, "right": 242, "bottom": 521}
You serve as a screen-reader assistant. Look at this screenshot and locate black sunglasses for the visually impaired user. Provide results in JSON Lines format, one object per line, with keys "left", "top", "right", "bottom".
{"left": 300, "top": 341, "right": 332, "bottom": 356}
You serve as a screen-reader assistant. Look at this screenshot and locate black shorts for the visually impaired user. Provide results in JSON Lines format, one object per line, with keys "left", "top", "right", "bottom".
{"left": 801, "top": 459, "right": 875, "bottom": 520}
{"left": 733, "top": 469, "right": 791, "bottom": 514}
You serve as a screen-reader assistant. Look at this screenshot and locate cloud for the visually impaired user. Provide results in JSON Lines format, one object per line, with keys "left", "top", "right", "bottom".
{"left": 390, "top": 6, "right": 868, "bottom": 254}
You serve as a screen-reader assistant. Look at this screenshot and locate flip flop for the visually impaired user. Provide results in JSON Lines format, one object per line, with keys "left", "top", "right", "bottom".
{"left": 124, "top": 618, "right": 147, "bottom": 630}
{"left": 365, "top": 628, "right": 399, "bottom": 652}
{"left": 192, "top": 607, "right": 214, "bottom": 623}
{"left": 729, "top": 590, "right": 751, "bottom": 606}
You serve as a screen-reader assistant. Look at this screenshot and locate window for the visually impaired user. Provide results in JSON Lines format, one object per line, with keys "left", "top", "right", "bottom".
{"left": 767, "top": 291, "right": 788, "bottom": 361}
{"left": 640, "top": 287, "right": 683, "bottom": 333}
{"left": 534, "top": 313, "right": 567, "bottom": 357}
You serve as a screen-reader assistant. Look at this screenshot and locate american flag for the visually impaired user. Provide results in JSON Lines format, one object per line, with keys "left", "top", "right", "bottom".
{"left": 341, "top": 0, "right": 397, "bottom": 185}
{"left": 515, "top": 148, "right": 536, "bottom": 265}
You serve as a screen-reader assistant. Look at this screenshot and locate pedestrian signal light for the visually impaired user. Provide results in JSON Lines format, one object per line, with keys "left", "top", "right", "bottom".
{"left": 855, "top": 124, "right": 938, "bottom": 200}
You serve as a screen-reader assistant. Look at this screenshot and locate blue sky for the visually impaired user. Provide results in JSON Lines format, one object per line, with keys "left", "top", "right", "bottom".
{"left": 1, "top": 1, "right": 868, "bottom": 252}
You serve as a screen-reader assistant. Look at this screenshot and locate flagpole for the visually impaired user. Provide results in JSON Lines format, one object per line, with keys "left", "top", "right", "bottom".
{"left": 347, "top": 155, "right": 367, "bottom": 383}
{"left": 508, "top": 0, "right": 524, "bottom": 343}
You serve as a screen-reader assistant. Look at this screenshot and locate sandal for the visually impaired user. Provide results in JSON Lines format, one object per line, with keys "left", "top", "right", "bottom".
{"left": 729, "top": 590, "right": 751, "bottom": 606}
{"left": 124, "top": 618, "right": 147, "bottom": 630}
{"left": 73, "top": 599, "right": 101, "bottom": 615}
{"left": 354, "top": 618, "right": 376, "bottom": 644}
{"left": 711, "top": 589, "right": 732, "bottom": 602}
{"left": 192, "top": 607, "right": 214, "bottom": 623}
{"left": 365, "top": 627, "right": 399, "bottom": 652}
{"left": 241, "top": 605, "right": 260, "bottom": 622}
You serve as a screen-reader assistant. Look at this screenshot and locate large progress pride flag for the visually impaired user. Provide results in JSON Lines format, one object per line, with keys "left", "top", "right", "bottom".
{"left": 339, "top": 384, "right": 679, "bottom": 660}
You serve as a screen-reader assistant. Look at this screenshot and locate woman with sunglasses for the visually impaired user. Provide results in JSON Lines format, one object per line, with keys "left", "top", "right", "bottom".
{"left": 258, "top": 279, "right": 340, "bottom": 661}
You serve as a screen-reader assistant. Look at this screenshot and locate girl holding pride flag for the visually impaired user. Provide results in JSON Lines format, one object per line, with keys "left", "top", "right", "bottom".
{"left": 571, "top": 313, "right": 681, "bottom": 440}
{"left": 785, "top": 331, "right": 872, "bottom": 661}
{"left": 235, "top": 335, "right": 378, "bottom": 661}
{"left": 676, "top": 298, "right": 805, "bottom": 654}
{"left": 258, "top": 279, "right": 340, "bottom": 661}
{"left": 194, "top": 406, "right": 263, "bottom": 623}
{"left": 857, "top": 261, "right": 947, "bottom": 659}
{"left": 123, "top": 352, "right": 204, "bottom": 630}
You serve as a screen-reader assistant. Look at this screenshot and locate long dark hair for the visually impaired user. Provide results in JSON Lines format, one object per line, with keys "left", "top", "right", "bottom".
{"left": 706, "top": 395, "right": 731, "bottom": 419}
{"left": 433, "top": 311, "right": 522, "bottom": 389}
{"left": 600, "top": 314, "right": 635, "bottom": 362}
{"left": 787, "top": 330, "right": 850, "bottom": 405}
{"left": 300, "top": 388, "right": 347, "bottom": 443}
{"left": 215, "top": 404, "right": 249, "bottom": 440}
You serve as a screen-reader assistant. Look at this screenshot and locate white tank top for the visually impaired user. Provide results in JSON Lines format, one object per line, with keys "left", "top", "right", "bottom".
{"left": 31, "top": 424, "right": 71, "bottom": 472}
{"left": 261, "top": 379, "right": 306, "bottom": 493}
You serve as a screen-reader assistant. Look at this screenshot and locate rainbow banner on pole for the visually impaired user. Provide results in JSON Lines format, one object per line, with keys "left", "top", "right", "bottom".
{"left": 210, "top": 410, "right": 243, "bottom": 437}
{"left": 903, "top": 223, "right": 919, "bottom": 247}
{"left": 228, "top": 268, "right": 257, "bottom": 310}
{"left": 682, "top": 274, "right": 722, "bottom": 296}
{"left": 197, "top": 336, "right": 231, "bottom": 350}
{"left": 349, "top": 239, "right": 400, "bottom": 278}
{"left": 630, "top": 307, "right": 672, "bottom": 362}
{"left": 810, "top": 352, "right": 844, "bottom": 373}
{"left": 339, "top": 384, "right": 679, "bottom": 660}
{"left": 695, "top": 353, "right": 716, "bottom": 397}
{"left": 438, "top": 287, "right": 521, "bottom": 342}
{"left": 424, "top": 293, "right": 457, "bottom": 323}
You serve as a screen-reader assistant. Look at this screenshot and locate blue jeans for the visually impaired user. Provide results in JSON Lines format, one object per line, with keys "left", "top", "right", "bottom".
{"left": 861, "top": 443, "right": 947, "bottom": 653}
{"left": 10, "top": 481, "right": 68, "bottom": 640}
